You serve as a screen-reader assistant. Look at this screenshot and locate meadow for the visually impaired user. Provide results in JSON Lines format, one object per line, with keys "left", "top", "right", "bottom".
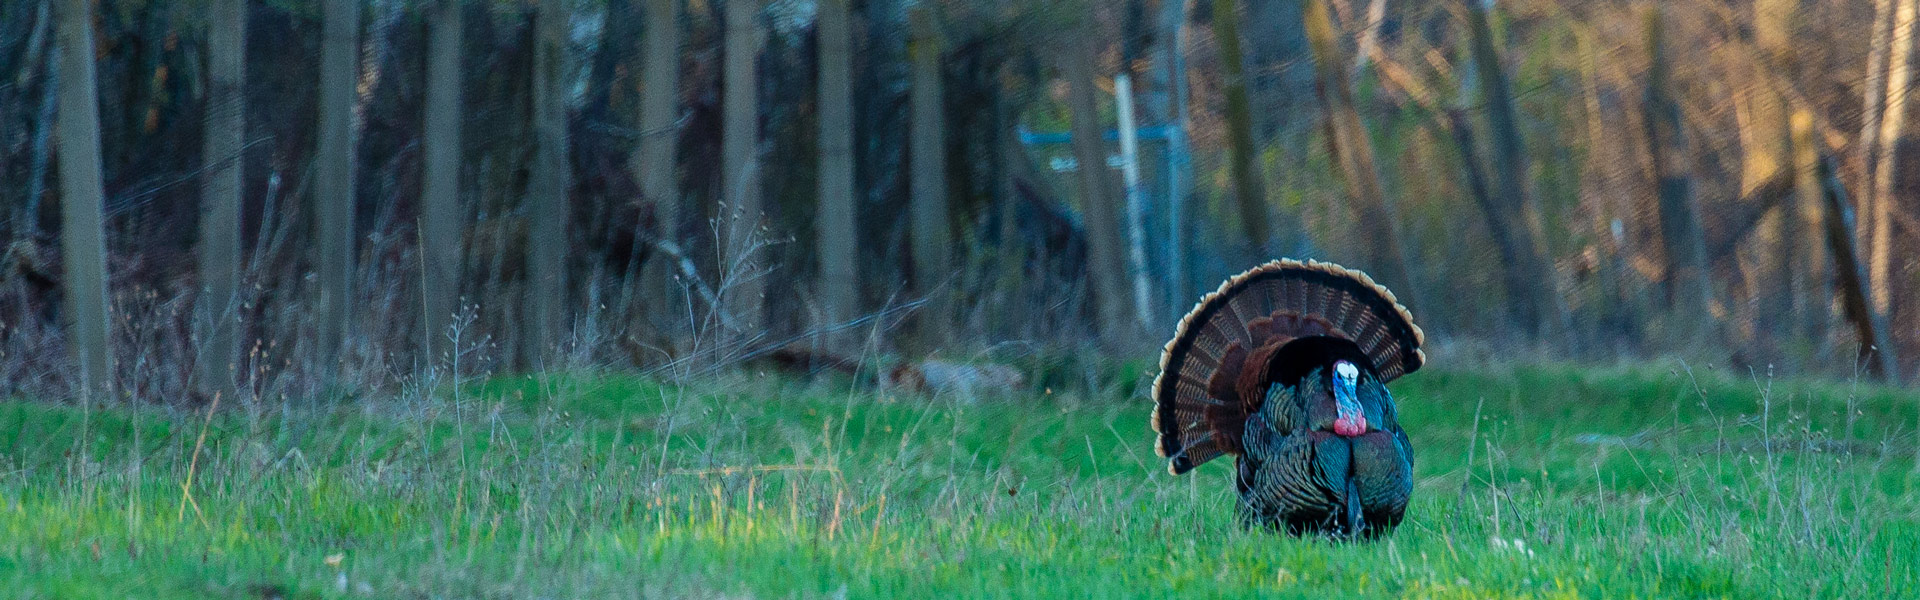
{"left": 2, "top": 361, "right": 1916, "bottom": 598}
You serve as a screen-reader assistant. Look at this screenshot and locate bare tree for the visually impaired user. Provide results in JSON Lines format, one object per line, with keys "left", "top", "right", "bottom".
{"left": 1641, "top": 5, "right": 1712, "bottom": 340}
{"left": 421, "top": 0, "right": 464, "bottom": 359}
{"left": 1351, "top": 0, "right": 1386, "bottom": 75}
{"left": 1243, "top": 0, "right": 1313, "bottom": 145}
{"left": 17, "top": 0, "right": 54, "bottom": 240}
{"left": 315, "top": 0, "right": 360, "bottom": 368}
{"left": 1743, "top": 0, "right": 1795, "bottom": 336}
{"left": 1791, "top": 111, "right": 1828, "bottom": 343}
{"left": 1156, "top": 0, "right": 1194, "bottom": 311}
{"left": 723, "top": 0, "right": 766, "bottom": 331}
{"left": 1064, "top": 7, "right": 1136, "bottom": 343}
{"left": 1860, "top": 0, "right": 1896, "bottom": 216}
{"left": 635, "top": 0, "right": 683, "bottom": 334}
{"left": 908, "top": 3, "right": 952, "bottom": 343}
{"left": 1870, "top": 0, "right": 1917, "bottom": 347}
{"left": 1815, "top": 156, "right": 1897, "bottom": 380}
{"left": 1114, "top": 74, "right": 1155, "bottom": 328}
{"left": 1302, "top": 0, "right": 1414, "bottom": 305}
{"left": 1210, "top": 0, "right": 1271, "bottom": 251}
{"left": 525, "top": 0, "right": 573, "bottom": 365}
{"left": 816, "top": 0, "right": 859, "bottom": 331}
{"left": 197, "top": 0, "right": 245, "bottom": 395}
{"left": 1463, "top": 0, "right": 1565, "bottom": 339}
{"left": 53, "top": 0, "right": 112, "bottom": 399}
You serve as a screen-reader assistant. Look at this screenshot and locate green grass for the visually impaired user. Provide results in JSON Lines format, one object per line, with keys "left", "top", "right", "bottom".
{"left": 2, "top": 363, "right": 1917, "bottom": 598}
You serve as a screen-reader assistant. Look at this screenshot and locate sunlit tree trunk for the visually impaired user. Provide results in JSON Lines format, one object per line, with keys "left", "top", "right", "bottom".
{"left": 421, "top": 0, "right": 464, "bottom": 359}
{"left": 908, "top": 4, "right": 953, "bottom": 343}
{"left": 1064, "top": 7, "right": 1135, "bottom": 343}
{"left": 722, "top": 0, "right": 765, "bottom": 332}
{"left": 53, "top": 0, "right": 112, "bottom": 399}
{"left": 1791, "top": 111, "right": 1829, "bottom": 347}
{"left": 1351, "top": 0, "right": 1386, "bottom": 75}
{"left": 816, "top": 0, "right": 859, "bottom": 331}
{"left": 1869, "top": 0, "right": 1916, "bottom": 361}
{"left": 315, "top": 0, "right": 360, "bottom": 369}
{"left": 1742, "top": 0, "right": 1795, "bottom": 345}
{"left": 197, "top": 0, "right": 245, "bottom": 395}
{"left": 524, "top": 0, "right": 572, "bottom": 365}
{"left": 1859, "top": 0, "right": 1895, "bottom": 230}
{"left": 1302, "top": 0, "right": 1414, "bottom": 306}
{"left": 1210, "top": 0, "right": 1270, "bottom": 252}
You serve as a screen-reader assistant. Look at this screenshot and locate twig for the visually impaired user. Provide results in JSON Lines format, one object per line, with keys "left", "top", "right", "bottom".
{"left": 646, "top": 236, "right": 738, "bottom": 331}
{"left": 1459, "top": 395, "right": 1484, "bottom": 498}
{"left": 177, "top": 392, "right": 220, "bottom": 526}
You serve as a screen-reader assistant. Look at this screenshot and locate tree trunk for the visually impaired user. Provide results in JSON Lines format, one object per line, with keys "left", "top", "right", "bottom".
{"left": 1446, "top": 110, "right": 1536, "bottom": 336}
{"left": 315, "top": 0, "right": 360, "bottom": 369}
{"left": 858, "top": 0, "right": 909, "bottom": 281}
{"left": 25, "top": 37, "right": 58, "bottom": 240}
{"left": 635, "top": 0, "right": 683, "bottom": 335}
{"left": 197, "top": 0, "right": 245, "bottom": 396}
{"left": 1114, "top": 74, "right": 1156, "bottom": 327}
{"left": 53, "top": 0, "right": 113, "bottom": 399}
{"left": 1641, "top": 5, "right": 1712, "bottom": 343}
{"left": 421, "top": 0, "right": 464, "bottom": 359}
{"left": 816, "top": 0, "right": 859, "bottom": 331}
{"left": 1817, "top": 156, "right": 1896, "bottom": 380}
{"left": 908, "top": 4, "right": 953, "bottom": 343}
{"left": 1869, "top": 0, "right": 1916, "bottom": 358}
{"left": 1302, "top": 0, "right": 1415, "bottom": 305}
{"left": 524, "top": 0, "right": 572, "bottom": 366}
{"left": 1210, "top": 0, "right": 1271, "bottom": 252}
{"left": 1464, "top": 0, "right": 1563, "bottom": 339}
{"left": 16, "top": 0, "right": 52, "bottom": 239}
{"left": 1243, "top": 0, "right": 1313, "bottom": 145}
{"left": 584, "top": 0, "right": 635, "bottom": 124}
{"left": 722, "top": 0, "right": 765, "bottom": 332}
{"left": 1742, "top": 0, "right": 1795, "bottom": 351}
{"left": 1064, "top": 11, "right": 1136, "bottom": 344}
{"left": 1351, "top": 0, "right": 1386, "bottom": 75}
{"left": 1860, "top": 0, "right": 1896, "bottom": 223}
{"left": 1157, "top": 0, "right": 1194, "bottom": 312}
{"left": 1791, "top": 111, "right": 1830, "bottom": 347}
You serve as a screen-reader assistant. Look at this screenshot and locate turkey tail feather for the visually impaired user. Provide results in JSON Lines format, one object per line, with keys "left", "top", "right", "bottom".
{"left": 1152, "top": 259, "right": 1423, "bottom": 475}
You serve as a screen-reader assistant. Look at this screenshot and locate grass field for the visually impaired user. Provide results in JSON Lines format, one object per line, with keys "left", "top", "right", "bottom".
{"left": 2, "top": 362, "right": 1917, "bottom": 598}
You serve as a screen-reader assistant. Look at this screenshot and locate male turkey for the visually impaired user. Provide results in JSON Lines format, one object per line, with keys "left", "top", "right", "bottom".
{"left": 1152, "top": 259, "right": 1424, "bottom": 538}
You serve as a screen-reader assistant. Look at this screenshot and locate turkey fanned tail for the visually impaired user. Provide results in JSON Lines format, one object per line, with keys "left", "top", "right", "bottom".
{"left": 1151, "top": 259, "right": 1423, "bottom": 475}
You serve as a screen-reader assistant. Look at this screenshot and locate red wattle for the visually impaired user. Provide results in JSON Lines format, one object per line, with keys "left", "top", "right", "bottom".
{"left": 1333, "top": 416, "right": 1367, "bottom": 437}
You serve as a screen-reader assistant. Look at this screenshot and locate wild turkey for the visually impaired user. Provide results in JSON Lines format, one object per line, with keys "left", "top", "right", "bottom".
{"left": 1152, "top": 259, "right": 1424, "bottom": 538}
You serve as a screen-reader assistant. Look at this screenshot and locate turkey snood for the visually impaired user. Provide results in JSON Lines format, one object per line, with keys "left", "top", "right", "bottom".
{"left": 1331, "top": 360, "right": 1367, "bottom": 437}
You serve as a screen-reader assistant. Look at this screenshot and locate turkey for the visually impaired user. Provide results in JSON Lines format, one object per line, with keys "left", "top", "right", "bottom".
{"left": 1151, "top": 259, "right": 1424, "bottom": 538}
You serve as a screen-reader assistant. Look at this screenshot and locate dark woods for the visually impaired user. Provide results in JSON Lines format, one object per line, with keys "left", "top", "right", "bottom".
{"left": 1, "top": 0, "right": 1917, "bottom": 404}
